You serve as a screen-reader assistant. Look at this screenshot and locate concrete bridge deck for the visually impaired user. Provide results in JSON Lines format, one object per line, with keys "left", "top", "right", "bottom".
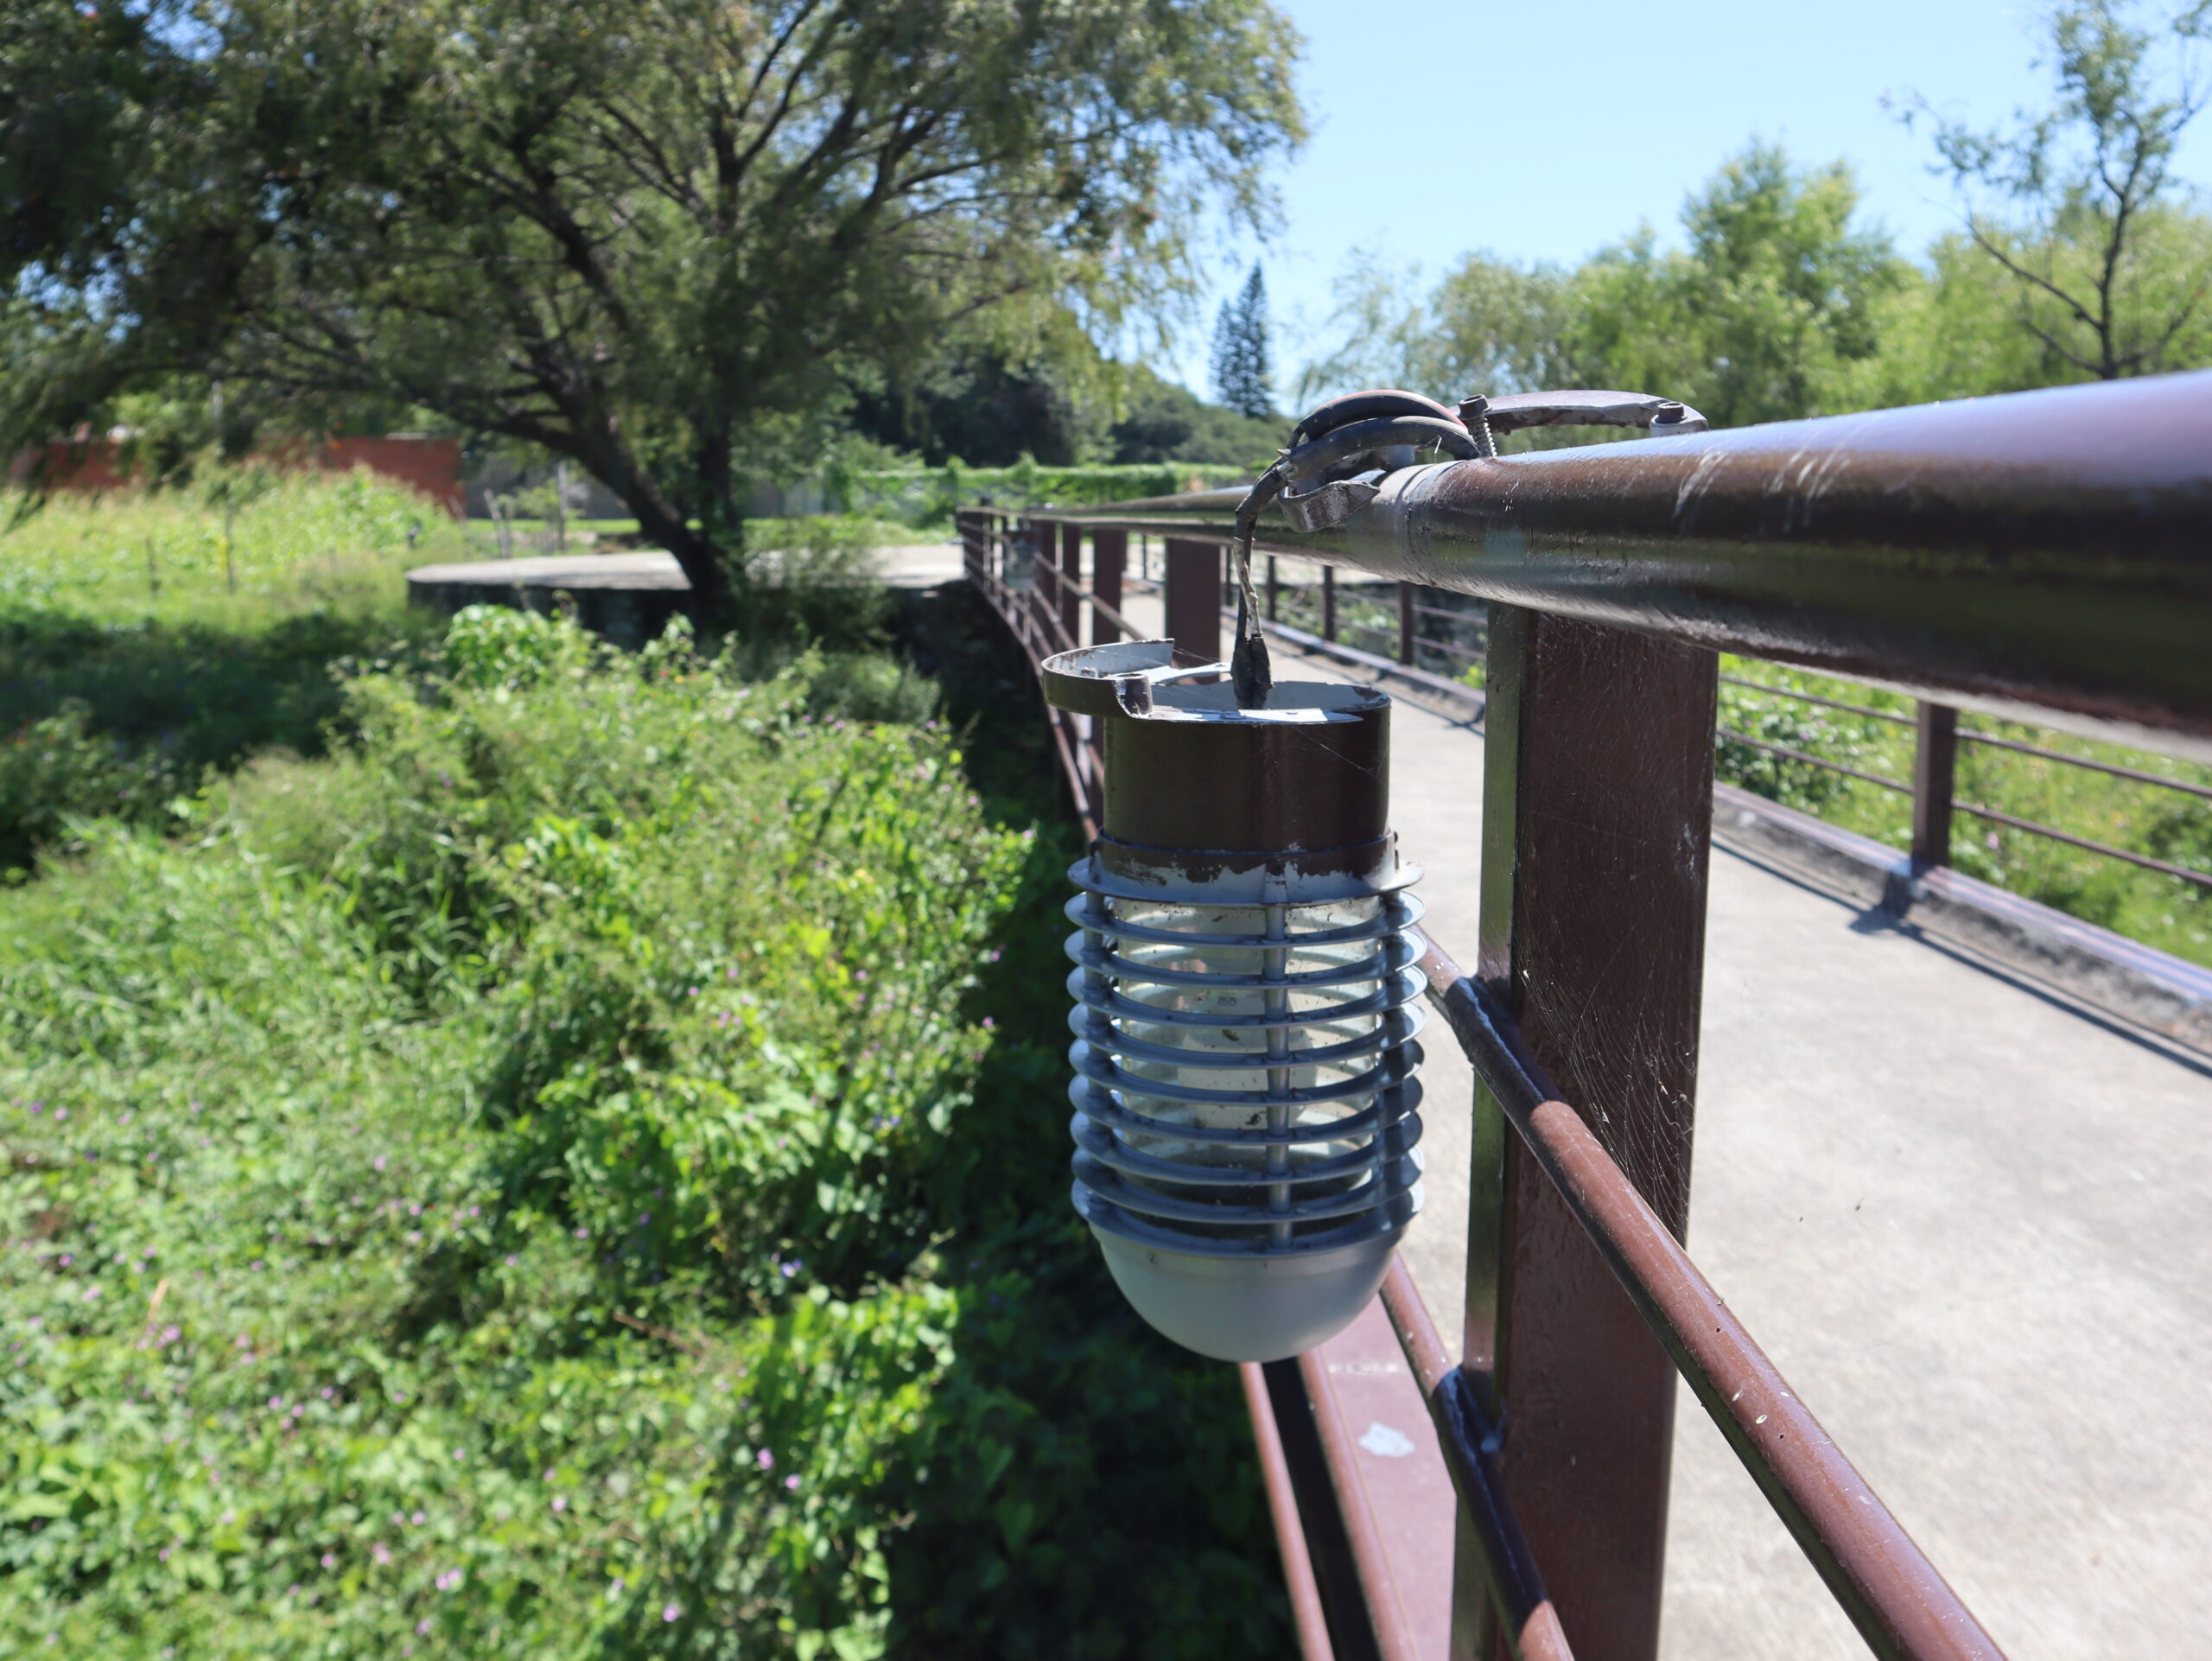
{"left": 1087, "top": 574, "right": 2212, "bottom": 1660}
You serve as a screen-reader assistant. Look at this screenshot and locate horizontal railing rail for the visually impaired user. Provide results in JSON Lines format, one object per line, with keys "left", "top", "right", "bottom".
{"left": 1032, "top": 372, "right": 2212, "bottom": 760}
{"left": 1410, "top": 935, "right": 2005, "bottom": 1661}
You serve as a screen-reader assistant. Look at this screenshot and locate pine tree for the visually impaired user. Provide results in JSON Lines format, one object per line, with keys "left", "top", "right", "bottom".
{"left": 1210, "top": 264, "right": 1276, "bottom": 417}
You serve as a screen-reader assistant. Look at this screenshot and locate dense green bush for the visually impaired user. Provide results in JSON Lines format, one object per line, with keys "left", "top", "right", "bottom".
{"left": 0, "top": 608, "right": 1282, "bottom": 1658}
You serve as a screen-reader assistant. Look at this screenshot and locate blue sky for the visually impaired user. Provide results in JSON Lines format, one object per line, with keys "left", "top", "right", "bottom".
{"left": 1165, "top": 0, "right": 2212, "bottom": 396}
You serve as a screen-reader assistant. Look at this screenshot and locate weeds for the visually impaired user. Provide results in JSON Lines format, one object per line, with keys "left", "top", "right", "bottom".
{"left": 0, "top": 603, "right": 1281, "bottom": 1658}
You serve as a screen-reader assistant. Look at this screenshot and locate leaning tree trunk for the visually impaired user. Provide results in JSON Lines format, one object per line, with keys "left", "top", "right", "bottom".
{"left": 611, "top": 474, "right": 734, "bottom": 623}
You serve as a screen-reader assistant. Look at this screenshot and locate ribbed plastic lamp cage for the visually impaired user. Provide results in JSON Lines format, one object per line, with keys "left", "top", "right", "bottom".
{"left": 1043, "top": 641, "right": 1425, "bottom": 1363}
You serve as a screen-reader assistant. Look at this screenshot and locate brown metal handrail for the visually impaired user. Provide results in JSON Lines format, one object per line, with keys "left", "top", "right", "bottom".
{"left": 961, "top": 505, "right": 2009, "bottom": 1660}
{"left": 1411, "top": 934, "right": 2005, "bottom": 1661}
{"left": 1034, "top": 372, "right": 2212, "bottom": 758}
{"left": 961, "top": 370, "right": 2212, "bottom": 1661}
{"left": 967, "top": 519, "right": 2012, "bottom": 1658}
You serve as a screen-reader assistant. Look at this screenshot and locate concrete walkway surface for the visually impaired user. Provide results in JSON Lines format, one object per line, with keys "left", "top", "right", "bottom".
{"left": 1103, "top": 582, "right": 2212, "bottom": 1660}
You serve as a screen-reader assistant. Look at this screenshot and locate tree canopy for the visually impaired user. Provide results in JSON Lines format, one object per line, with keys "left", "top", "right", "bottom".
{"left": 1297, "top": 145, "right": 1908, "bottom": 430}
{"left": 1905, "top": 0, "right": 2212, "bottom": 381}
{"left": 0, "top": 0, "right": 1304, "bottom": 608}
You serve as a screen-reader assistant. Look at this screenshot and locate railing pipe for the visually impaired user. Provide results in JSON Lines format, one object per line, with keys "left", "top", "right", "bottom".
{"left": 1039, "top": 372, "right": 2212, "bottom": 758}
{"left": 1240, "top": 1363, "right": 1338, "bottom": 1661}
{"left": 1413, "top": 933, "right": 2010, "bottom": 1661}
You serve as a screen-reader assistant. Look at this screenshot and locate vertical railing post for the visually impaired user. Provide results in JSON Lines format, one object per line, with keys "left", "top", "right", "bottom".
{"left": 1059, "top": 522, "right": 1083, "bottom": 649}
{"left": 1457, "top": 605, "right": 1719, "bottom": 1661}
{"left": 1322, "top": 565, "right": 1338, "bottom": 643}
{"left": 957, "top": 510, "right": 981, "bottom": 583}
{"left": 1266, "top": 556, "right": 1279, "bottom": 622}
{"left": 1164, "top": 538, "right": 1223, "bottom": 663}
{"left": 1398, "top": 582, "right": 1415, "bottom": 666}
{"left": 1092, "top": 529, "right": 1126, "bottom": 645}
{"left": 1022, "top": 517, "right": 1050, "bottom": 652}
{"left": 1912, "top": 702, "right": 1959, "bottom": 871}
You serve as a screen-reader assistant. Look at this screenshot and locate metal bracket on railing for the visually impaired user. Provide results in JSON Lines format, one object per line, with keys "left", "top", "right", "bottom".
{"left": 1274, "top": 391, "right": 1481, "bottom": 535}
{"left": 1459, "top": 388, "right": 1710, "bottom": 442}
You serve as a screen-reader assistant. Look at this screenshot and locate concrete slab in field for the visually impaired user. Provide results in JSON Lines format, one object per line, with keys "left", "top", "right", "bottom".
{"left": 408, "top": 550, "right": 690, "bottom": 589}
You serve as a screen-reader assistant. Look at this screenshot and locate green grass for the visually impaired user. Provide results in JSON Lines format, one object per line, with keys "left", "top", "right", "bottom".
{"left": 3, "top": 471, "right": 466, "bottom": 624}
{"left": 1719, "top": 658, "right": 2212, "bottom": 968}
{"left": 0, "top": 480, "right": 1285, "bottom": 1658}
{"left": 0, "top": 474, "right": 461, "bottom": 876}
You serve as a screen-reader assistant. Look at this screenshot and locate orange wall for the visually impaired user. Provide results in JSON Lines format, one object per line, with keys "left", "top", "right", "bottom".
{"left": 22, "top": 436, "right": 465, "bottom": 518}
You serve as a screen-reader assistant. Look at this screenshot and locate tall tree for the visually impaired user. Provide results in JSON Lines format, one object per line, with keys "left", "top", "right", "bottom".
{"left": 1572, "top": 143, "right": 1904, "bottom": 428}
{"left": 1209, "top": 263, "right": 1275, "bottom": 417}
{"left": 1290, "top": 248, "right": 1567, "bottom": 408}
{"left": 1906, "top": 0, "right": 2212, "bottom": 380}
{"left": 0, "top": 0, "right": 1304, "bottom": 613}
{"left": 1294, "top": 148, "right": 1900, "bottom": 430}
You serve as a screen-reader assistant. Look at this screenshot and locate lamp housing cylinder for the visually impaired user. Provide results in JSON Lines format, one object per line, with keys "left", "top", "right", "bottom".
{"left": 1044, "top": 641, "right": 1425, "bottom": 1363}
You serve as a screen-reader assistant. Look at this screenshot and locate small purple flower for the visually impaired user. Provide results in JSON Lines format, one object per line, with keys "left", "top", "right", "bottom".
{"left": 373, "top": 1542, "right": 392, "bottom": 1564}
{"left": 410, "top": 1511, "right": 426, "bottom": 1526}
{"left": 663, "top": 1603, "right": 681, "bottom": 1624}
{"left": 552, "top": 1495, "right": 568, "bottom": 1512}
{"left": 321, "top": 1552, "right": 336, "bottom": 1569}
{"left": 981, "top": 1017, "right": 995, "bottom": 1030}
{"left": 756, "top": 1448, "right": 774, "bottom": 1470}
{"left": 504, "top": 1255, "right": 518, "bottom": 1266}
{"left": 784, "top": 1474, "right": 800, "bottom": 1492}
{"left": 416, "top": 1619, "right": 432, "bottom": 1636}
{"left": 373, "top": 1156, "right": 387, "bottom": 1171}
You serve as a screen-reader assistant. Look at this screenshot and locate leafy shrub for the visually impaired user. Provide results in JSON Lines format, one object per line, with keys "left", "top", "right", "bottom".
{"left": 0, "top": 608, "right": 1281, "bottom": 1658}
{"left": 1713, "top": 679, "right": 1890, "bottom": 812}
